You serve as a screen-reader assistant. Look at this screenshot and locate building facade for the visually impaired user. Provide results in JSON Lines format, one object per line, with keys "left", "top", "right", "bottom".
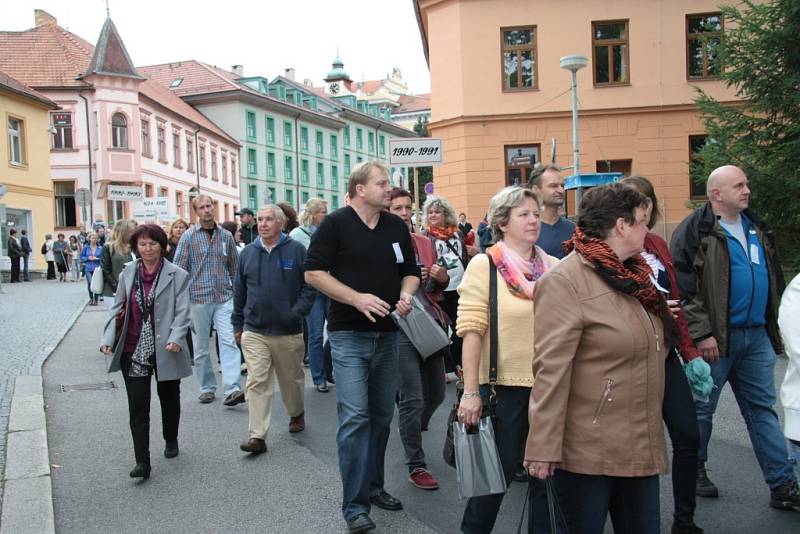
{"left": 415, "top": 0, "right": 744, "bottom": 236}
{"left": 0, "top": 69, "right": 58, "bottom": 272}
{"left": 0, "top": 10, "right": 241, "bottom": 231}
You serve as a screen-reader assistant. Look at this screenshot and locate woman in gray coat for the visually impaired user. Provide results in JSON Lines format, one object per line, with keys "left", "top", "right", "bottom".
{"left": 100, "top": 224, "right": 192, "bottom": 480}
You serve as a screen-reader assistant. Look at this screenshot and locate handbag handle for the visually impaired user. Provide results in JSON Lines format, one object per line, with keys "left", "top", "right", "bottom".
{"left": 516, "top": 477, "right": 570, "bottom": 534}
{"left": 487, "top": 255, "right": 499, "bottom": 412}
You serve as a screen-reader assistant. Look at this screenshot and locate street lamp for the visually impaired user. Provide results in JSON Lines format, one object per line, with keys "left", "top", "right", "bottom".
{"left": 560, "top": 55, "right": 588, "bottom": 207}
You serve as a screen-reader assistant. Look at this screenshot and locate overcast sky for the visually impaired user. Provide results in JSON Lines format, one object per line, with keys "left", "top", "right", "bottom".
{"left": 5, "top": 0, "right": 431, "bottom": 93}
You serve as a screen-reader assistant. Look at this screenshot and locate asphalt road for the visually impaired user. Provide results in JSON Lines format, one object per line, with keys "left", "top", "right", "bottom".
{"left": 43, "top": 307, "right": 800, "bottom": 533}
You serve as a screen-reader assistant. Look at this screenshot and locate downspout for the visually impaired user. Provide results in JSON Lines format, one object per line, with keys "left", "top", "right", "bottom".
{"left": 194, "top": 128, "right": 201, "bottom": 191}
{"left": 294, "top": 113, "right": 301, "bottom": 211}
{"left": 79, "top": 92, "right": 94, "bottom": 229}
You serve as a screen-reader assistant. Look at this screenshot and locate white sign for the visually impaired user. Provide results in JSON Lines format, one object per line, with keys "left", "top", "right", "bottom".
{"left": 107, "top": 185, "right": 143, "bottom": 201}
{"left": 388, "top": 138, "right": 443, "bottom": 166}
{"left": 140, "top": 197, "right": 170, "bottom": 217}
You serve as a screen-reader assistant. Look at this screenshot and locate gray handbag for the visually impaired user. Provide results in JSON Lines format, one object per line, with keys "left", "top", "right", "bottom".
{"left": 392, "top": 293, "right": 451, "bottom": 359}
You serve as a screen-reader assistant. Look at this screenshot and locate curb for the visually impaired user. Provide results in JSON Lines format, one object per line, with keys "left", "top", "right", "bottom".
{"left": 1, "top": 302, "right": 86, "bottom": 534}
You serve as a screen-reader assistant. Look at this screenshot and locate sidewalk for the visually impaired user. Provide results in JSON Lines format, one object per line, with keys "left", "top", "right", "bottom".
{"left": 42, "top": 306, "right": 800, "bottom": 533}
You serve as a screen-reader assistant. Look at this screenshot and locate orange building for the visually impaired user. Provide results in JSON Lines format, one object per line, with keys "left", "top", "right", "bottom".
{"left": 414, "top": 0, "right": 748, "bottom": 236}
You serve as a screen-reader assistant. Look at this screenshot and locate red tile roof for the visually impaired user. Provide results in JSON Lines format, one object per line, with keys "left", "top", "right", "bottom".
{"left": 0, "top": 68, "right": 58, "bottom": 108}
{"left": 357, "top": 80, "right": 382, "bottom": 94}
{"left": 138, "top": 60, "right": 240, "bottom": 97}
{"left": 393, "top": 94, "right": 431, "bottom": 114}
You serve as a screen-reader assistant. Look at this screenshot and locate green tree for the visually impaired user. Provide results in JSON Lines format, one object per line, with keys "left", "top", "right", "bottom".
{"left": 692, "top": 0, "right": 800, "bottom": 269}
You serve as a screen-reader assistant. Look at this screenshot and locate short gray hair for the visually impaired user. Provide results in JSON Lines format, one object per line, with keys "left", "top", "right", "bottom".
{"left": 527, "top": 163, "right": 561, "bottom": 188}
{"left": 488, "top": 186, "right": 541, "bottom": 241}
{"left": 258, "top": 204, "right": 287, "bottom": 226}
{"left": 422, "top": 196, "right": 458, "bottom": 228}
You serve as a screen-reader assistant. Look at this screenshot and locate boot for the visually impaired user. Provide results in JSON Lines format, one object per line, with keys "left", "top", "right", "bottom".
{"left": 696, "top": 462, "right": 719, "bottom": 498}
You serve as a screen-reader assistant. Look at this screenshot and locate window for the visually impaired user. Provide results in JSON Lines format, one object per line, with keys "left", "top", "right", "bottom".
{"left": 285, "top": 155, "right": 294, "bottom": 180}
{"left": 267, "top": 152, "right": 276, "bottom": 179}
{"left": 111, "top": 112, "right": 128, "bottom": 148}
{"left": 317, "top": 162, "right": 325, "bottom": 187}
{"left": 301, "top": 191, "right": 309, "bottom": 204}
{"left": 107, "top": 199, "right": 125, "bottom": 224}
{"left": 332, "top": 194, "right": 339, "bottom": 210}
{"left": 145, "top": 183, "right": 154, "bottom": 197}
{"left": 343, "top": 125, "right": 351, "bottom": 147}
{"left": 157, "top": 123, "right": 166, "bottom": 161}
{"left": 316, "top": 130, "right": 324, "bottom": 155}
{"left": 301, "top": 159, "right": 310, "bottom": 184}
{"left": 199, "top": 144, "right": 207, "bottom": 176}
{"left": 246, "top": 111, "right": 257, "bottom": 140}
{"left": 211, "top": 149, "right": 219, "bottom": 180}
{"left": 247, "top": 148, "right": 257, "bottom": 176}
{"left": 356, "top": 156, "right": 363, "bottom": 163}
{"left": 300, "top": 126, "right": 309, "bottom": 152}
{"left": 504, "top": 144, "right": 540, "bottom": 186}
{"left": 267, "top": 186, "right": 276, "bottom": 203}
{"left": 186, "top": 137, "right": 195, "bottom": 172}
{"left": 368, "top": 132, "right": 375, "bottom": 154}
{"left": 140, "top": 118, "right": 150, "bottom": 156}
{"left": 689, "top": 135, "right": 709, "bottom": 199}
{"left": 283, "top": 121, "right": 293, "bottom": 147}
{"left": 51, "top": 112, "right": 73, "bottom": 149}
{"left": 344, "top": 154, "right": 351, "bottom": 177}
{"left": 159, "top": 186, "right": 168, "bottom": 197}
{"left": 266, "top": 116, "right": 275, "bottom": 144}
{"left": 501, "top": 26, "right": 538, "bottom": 91}
{"left": 379, "top": 135, "right": 385, "bottom": 156}
{"left": 7, "top": 117, "right": 25, "bottom": 165}
{"left": 173, "top": 132, "right": 181, "bottom": 167}
{"left": 331, "top": 165, "right": 339, "bottom": 188}
{"left": 231, "top": 158, "right": 237, "bottom": 187}
{"left": 54, "top": 181, "right": 76, "bottom": 227}
{"left": 285, "top": 188, "right": 294, "bottom": 206}
{"left": 593, "top": 21, "right": 630, "bottom": 86}
{"left": 248, "top": 184, "right": 258, "bottom": 209}
{"left": 356, "top": 128, "right": 363, "bottom": 151}
{"left": 176, "top": 191, "right": 185, "bottom": 218}
{"left": 596, "top": 159, "right": 632, "bottom": 176}
{"left": 330, "top": 133, "right": 338, "bottom": 158}
{"left": 221, "top": 153, "right": 228, "bottom": 183}
{"left": 687, "top": 14, "right": 722, "bottom": 79}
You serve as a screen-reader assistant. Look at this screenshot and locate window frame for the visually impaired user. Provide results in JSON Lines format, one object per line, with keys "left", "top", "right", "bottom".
{"left": 591, "top": 20, "right": 631, "bottom": 87}
{"left": 316, "top": 129, "right": 324, "bottom": 156}
{"left": 199, "top": 142, "right": 207, "bottom": 177}
{"left": 285, "top": 155, "right": 294, "bottom": 180}
{"left": 246, "top": 110, "right": 257, "bottom": 141}
{"left": 266, "top": 116, "right": 275, "bottom": 145}
{"left": 688, "top": 135, "right": 709, "bottom": 200}
{"left": 247, "top": 148, "right": 257, "bottom": 177}
{"left": 500, "top": 25, "right": 539, "bottom": 92}
{"left": 7, "top": 115, "right": 26, "bottom": 166}
{"left": 283, "top": 121, "right": 293, "bottom": 148}
{"left": 111, "top": 112, "right": 129, "bottom": 149}
{"left": 267, "top": 152, "right": 276, "bottom": 179}
{"left": 503, "top": 143, "right": 541, "bottom": 187}
{"left": 186, "top": 136, "right": 195, "bottom": 173}
{"left": 330, "top": 133, "right": 338, "bottom": 158}
{"left": 51, "top": 112, "right": 73, "bottom": 150}
{"left": 317, "top": 161, "right": 325, "bottom": 187}
{"left": 172, "top": 131, "right": 181, "bottom": 167}
{"left": 300, "top": 126, "right": 309, "bottom": 153}
{"left": 53, "top": 180, "right": 77, "bottom": 228}
{"left": 211, "top": 148, "right": 219, "bottom": 181}
{"left": 156, "top": 122, "right": 167, "bottom": 162}
{"left": 686, "top": 13, "right": 723, "bottom": 80}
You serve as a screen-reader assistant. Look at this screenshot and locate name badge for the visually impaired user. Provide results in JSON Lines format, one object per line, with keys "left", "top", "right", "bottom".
{"left": 392, "top": 242, "right": 404, "bottom": 263}
{"left": 750, "top": 244, "right": 760, "bottom": 265}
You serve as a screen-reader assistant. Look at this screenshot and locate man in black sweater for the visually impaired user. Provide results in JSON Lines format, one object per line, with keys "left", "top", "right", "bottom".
{"left": 305, "top": 161, "right": 420, "bottom": 534}
{"left": 19, "top": 229, "right": 32, "bottom": 281}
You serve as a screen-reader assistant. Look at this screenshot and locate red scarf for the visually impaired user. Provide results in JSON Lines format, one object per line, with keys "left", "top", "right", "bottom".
{"left": 427, "top": 225, "right": 459, "bottom": 242}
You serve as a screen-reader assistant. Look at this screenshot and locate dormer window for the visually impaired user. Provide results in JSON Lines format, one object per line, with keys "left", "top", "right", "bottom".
{"left": 170, "top": 78, "right": 183, "bottom": 88}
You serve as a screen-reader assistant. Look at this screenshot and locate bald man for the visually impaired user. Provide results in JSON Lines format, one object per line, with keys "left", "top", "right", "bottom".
{"left": 671, "top": 165, "right": 799, "bottom": 511}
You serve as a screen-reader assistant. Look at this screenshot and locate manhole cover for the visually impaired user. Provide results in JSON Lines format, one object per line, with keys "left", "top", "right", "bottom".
{"left": 60, "top": 381, "right": 117, "bottom": 392}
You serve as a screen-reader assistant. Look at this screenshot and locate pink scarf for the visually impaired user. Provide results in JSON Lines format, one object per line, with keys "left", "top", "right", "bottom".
{"left": 485, "top": 241, "right": 549, "bottom": 300}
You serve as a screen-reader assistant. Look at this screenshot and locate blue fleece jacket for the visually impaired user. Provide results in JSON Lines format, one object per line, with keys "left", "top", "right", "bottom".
{"left": 723, "top": 214, "right": 769, "bottom": 327}
{"left": 231, "top": 234, "right": 317, "bottom": 336}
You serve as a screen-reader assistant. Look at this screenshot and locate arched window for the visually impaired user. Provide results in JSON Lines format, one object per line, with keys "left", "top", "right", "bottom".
{"left": 111, "top": 113, "right": 128, "bottom": 148}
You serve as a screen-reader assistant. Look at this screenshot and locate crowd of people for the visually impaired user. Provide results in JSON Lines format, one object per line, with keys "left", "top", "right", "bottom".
{"left": 91, "top": 160, "right": 799, "bottom": 533}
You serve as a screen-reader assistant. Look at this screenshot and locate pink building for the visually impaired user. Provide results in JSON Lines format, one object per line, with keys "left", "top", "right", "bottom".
{"left": 0, "top": 10, "right": 241, "bottom": 230}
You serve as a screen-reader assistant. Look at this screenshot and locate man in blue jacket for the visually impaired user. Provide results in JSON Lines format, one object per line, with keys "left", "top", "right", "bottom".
{"left": 232, "top": 204, "right": 316, "bottom": 454}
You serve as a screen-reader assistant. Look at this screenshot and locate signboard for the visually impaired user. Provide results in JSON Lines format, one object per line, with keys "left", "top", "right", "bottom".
{"left": 388, "top": 138, "right": 443, "bottom": 166}
{"left": 107, "top": 185, "right": 143, "bottom": 201}
{"left": 424, "top": 182, "right": 435, "bottom": 195}
{"left": 141, "top": 197, "right": 170, "bottom": 217}
{"left": 74, "top": 188, "right": 91, "bottom": 207}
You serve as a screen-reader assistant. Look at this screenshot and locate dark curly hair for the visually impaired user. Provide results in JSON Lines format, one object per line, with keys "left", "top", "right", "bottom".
{"left": 576, "top": 183, "right": 650, "bottom": 240}
{"left": 128, "top": 224, "right": 168, "bottom": 255}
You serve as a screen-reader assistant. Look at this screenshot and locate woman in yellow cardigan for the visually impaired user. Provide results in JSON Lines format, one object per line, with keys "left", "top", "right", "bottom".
{"left": 456, "top": 186, "right": 559, "bottom": 533}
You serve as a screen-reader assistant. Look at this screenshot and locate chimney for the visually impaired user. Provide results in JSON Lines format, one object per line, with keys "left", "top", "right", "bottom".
{"left": 231, "top": 65, "right": 244, "bottom": 77}
{"left": 34, "top": 9, "right": 57, "bottom": 27}
{"left": 284, "top": 68, "right": 295, "bottom": 81}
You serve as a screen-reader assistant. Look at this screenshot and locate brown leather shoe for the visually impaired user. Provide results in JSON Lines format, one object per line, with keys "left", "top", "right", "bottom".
{"left": 289, "top": 412, "right": 305, "bottom": 433}
{"left": 239, "top": 437, "right": 267, "bottom": 454}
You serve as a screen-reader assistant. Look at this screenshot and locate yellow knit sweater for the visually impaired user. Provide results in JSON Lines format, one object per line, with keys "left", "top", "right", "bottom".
{"left": 456, "top": 253, "right": 558, "bottom": 387}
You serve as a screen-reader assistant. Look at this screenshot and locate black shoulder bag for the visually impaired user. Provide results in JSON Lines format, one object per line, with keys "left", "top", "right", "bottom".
{"left": 443, "top": 256, "right": 498, "bottom": 467}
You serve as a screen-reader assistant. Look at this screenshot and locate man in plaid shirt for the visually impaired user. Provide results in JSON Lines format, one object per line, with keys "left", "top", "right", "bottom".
{"left": 174, "top": 195, "right": 245, "bottom": 406}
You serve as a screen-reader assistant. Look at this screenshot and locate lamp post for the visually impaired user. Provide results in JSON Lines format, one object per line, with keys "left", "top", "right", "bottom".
{"left": 559, "top": 55, "right": 588, "bottom": 208}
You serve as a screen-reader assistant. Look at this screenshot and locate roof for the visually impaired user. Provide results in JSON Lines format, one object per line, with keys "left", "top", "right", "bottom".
{"left": 325, "top": 56, "right": 350, "bottom": 81}
{"left": 138, "top": 60, "right": 241, "bottom": 97}
{"left": 393, "top": 93, "right": 431, "bottom": 114}
{"left": 79, "top": 18, "right": 143, "bottom": 80}
{"left": 0, "top": 68, "right": 59, "bottom": 109}
{"left": 356, "top": 80, "right": 382, "bottom": 94}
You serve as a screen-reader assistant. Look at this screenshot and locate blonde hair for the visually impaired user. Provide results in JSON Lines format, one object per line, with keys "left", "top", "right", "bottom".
{"left": 300, "top": 198, "right": 327, "bottom": 227}
{"left": 108, "top": 219, "right": 138, "bottom": 255}
{"left": 423, "top": 196, "right": 458, "bottom": 228}
{"left": 347, "top": 160, "right": 390, "bottom": 199}
{"left": 168, "top": 217, "right": 190, "bottom": 240}
{"left": 488, "top": 187, "right": 541, "bottom": 241}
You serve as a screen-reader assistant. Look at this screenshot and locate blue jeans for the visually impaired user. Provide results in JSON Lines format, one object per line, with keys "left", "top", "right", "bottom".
{"left": 190, "top": 299, "right": 242, "bottom": 396}
{"left": 696, "top": 325, "right": 794, "bottom": 489}
{"left": 307, "top": 294, "right": 332, "bottom": 385}
{"left": 329, "top": 330, "right": 399, "bottom": 521}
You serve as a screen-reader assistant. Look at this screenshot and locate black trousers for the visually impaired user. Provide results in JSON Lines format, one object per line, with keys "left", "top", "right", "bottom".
{"left": 663, "top": 352, "right": 700, "bottom": 529}
{"left": 46, "top": 260, "right": 56, "bottom": 280}
{"left": 121, "top": 354, "right": 181, "bottom": 464}
{"left": 440, "top": 290, "right": 462, "bottom": 372}
{"left": 9, "top": 257, "right": 21, "bottom": 282}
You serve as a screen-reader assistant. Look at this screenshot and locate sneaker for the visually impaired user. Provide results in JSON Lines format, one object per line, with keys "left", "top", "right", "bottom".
{"left": 696, "top": 463, "right": 719, "bottom": 498}
{"left": 315, "top": 383, "right": 329, "bottom": 393}
{"left": 223, "top": 390, "right": 246, "bottom": 406}
{"left": 770, "top": 479, "right": 800, "bottom": 511}
{"left": 198, "top": 392, "right": 215, "bottom": 404}
{"left": 409, "top": 467, "right": 439, "bottom": 490}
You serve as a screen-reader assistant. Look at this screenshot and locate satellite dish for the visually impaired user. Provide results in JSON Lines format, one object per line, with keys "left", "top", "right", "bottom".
{"left": 550, "top": 138, "right": 557, "bottom": 165}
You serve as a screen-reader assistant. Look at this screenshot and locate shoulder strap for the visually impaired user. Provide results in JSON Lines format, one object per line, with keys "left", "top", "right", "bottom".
{"left": 488, "top": 255, "right": 498, "bottom": 386}
{"left": 445, "top": 238, "right": 467, "bottom": 269}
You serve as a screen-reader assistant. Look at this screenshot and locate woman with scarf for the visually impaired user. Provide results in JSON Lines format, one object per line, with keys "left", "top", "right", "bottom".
{"left": 457, "top": 186, "right": 558, "bottom": 533}
{"left": 100, "top": 224, "right": 192, "bottom": 480}
{"left": 525, "top": 184, "right": 673, "bottom": 534}
{"left": 423, "top": 196, "right": 478, "bottom": 374}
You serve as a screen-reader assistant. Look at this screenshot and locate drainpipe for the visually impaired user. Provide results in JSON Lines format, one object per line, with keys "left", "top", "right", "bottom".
{"left": 294, "top": 113, "right": 301, "bottom": 211}
{"left": 194, "top": 128, "right": 201, "bottom": 191}
{"left": 79, "top": 92, "right": 94, "bottom": 230}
